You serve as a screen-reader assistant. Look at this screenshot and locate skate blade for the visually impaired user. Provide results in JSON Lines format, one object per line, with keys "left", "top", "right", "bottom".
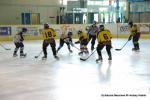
{"left": 13, "top": 55, "right": 18, "bottom": 57}
{"left": 42, "top": 58, "right": 47, "bottom": 60}
{"left": 20, "top": 54, "right": 27, "bottom": 58}
{"left": 55, "top": 57, "right": 59, "bottom": 60}
{"left": 96, "top": 59, "right": 103, "bottom": 63}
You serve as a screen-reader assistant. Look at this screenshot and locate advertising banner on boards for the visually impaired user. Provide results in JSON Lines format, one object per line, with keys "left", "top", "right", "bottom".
{"left": 0, "top": 27, "right": 11, "bottom": 36}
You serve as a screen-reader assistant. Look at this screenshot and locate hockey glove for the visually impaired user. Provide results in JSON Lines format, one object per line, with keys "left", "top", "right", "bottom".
{"left": 128, "top": 35, "right": 132, "bottom": 41}
{"left": 75, "top": 41, "right": 80, "bottom": 44}
{"left": 69, "top": 42, "right": 74, "bottom": 47}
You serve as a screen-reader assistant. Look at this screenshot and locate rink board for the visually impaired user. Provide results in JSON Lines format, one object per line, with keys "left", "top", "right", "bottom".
{"left": 0, "top": 23, "right": 150, "bottom": 41}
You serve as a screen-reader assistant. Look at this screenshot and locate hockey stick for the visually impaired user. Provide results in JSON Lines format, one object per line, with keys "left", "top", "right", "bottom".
{"left": 72, "top": 45, "right": 80, "bottom": 51}
{"left": 35, "top": 50, "right": 43, "bottom": 58}
{"left": 0, "top": 43, "right": 11, "bottom": 50}
{"left": 80, "top": 49, "right": 96, "bottom": 61}
{"left": 68, "top": 41, "right": 80, "bottom": 51}
{"left": 115, "top": 40, "right": 129, "bottom": 51}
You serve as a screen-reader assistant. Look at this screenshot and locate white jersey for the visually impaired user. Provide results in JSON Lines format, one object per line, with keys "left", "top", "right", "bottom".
{"left": 14, "top": 34, "right": 22, "bottom": 43}
{"left": 88, "top": 25, "right": 99, "bottom": 36}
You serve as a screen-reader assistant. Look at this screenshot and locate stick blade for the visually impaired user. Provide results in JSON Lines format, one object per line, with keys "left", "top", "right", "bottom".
{"left": 115, "top": 49, "right": 121, "bottom": 51}
{"left": 80, "top": 58, "right": 87, "bottom": 61}
{"left": 5, "top": 48, "right": 11, "bottom": 50}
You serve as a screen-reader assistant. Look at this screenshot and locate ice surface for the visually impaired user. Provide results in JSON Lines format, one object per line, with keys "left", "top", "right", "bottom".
{"left": 0, "top": 39, "right": 150, "bottom": 100}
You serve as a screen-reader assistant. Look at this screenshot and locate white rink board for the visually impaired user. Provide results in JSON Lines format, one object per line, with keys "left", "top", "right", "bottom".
{"left": 0, "top": 23, "right": 150, "bottom": 38}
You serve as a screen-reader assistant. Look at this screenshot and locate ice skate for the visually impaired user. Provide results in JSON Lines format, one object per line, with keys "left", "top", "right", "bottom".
{"left": 132, "top": 48, "right": 140, "bottom": 52}
{"left": 42, "top": 55, "right": 47, "bottom": 60}
{"left": 108, "top": 57, "right": 112, "bottom": 60}
{"left": 13, "top": 53, "right": 18, "bottom": 57}
{"left": 54, "top": 55, "right": 59, "bottom": 60}
{"left": 20, "top": 53, "right": 27, "bottom": 58}
{"left": 108, "top": 55, "right": 112, "bottom": 60}
{"left": 96, "top": 57, "right": 103, "bottom": 62}
{"left": 132, "top": 48, "right": 136, "bottom": 51}
{"left": 78, "top": 52, "right": 83, "bottom": 56}
{"left": 135, "top": 49, "right": 140, "bottom": 52}
{"left": 134, "top": 48, "right": 140, "bottom": 52}
{"left": 84, "top": 51, "right": 89, "bottom": 55}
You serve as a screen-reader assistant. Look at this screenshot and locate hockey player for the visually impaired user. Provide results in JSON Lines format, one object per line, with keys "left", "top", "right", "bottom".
{"left": 13, "top": 28, "right": 27, "bottom": 57}
{"left": 75, "top": 30, "right": 89, "bottom": 55}
{"left": 42, "top": 23, "right": 59, "bottom": 60}
{"left": 128, "top": 21, "right": 141, "bottom": 51}
{"left": 96, "top": 25, "right": 112, "bottom": 62}
{"left": 87, "top": 21, "right": 99, "bottom": 51}
{"left": 57, "top": 31, "right": 73, "bottom": 53}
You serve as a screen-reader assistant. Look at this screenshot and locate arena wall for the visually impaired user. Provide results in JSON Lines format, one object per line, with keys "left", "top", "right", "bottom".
{"left": 0, "top": 23, "right": 150, "bottom": 41}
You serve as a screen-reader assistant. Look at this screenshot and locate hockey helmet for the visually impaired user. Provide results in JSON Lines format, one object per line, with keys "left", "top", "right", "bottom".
{"left": 99, "top": 24, "right": 104, "bottom": 30}
{"left": 22, "top": 28, "right": 27, "bottom": 32}
{"left": 77, "top": 30, "right": 82, "bottom": 34}
{"left": 44, "top": 23, "right": 49, "bottom": 29}
{"left": 68, "top": 32, "right": 73, "bottom": 36}
{"left": 128, "top": 21, "right": 133, "bottom": 27}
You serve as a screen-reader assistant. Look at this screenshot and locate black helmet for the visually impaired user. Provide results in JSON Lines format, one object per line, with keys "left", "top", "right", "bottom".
{"left": 22, "top": 28, "right": 27, "bottom": 32}
{"left": 68, "top": 32, "right": 73, "bottom": 36}
{"left": 44, "top": 23, "right": 49, "bottom": 29}
{"left": 99, "top": 25, "right": 104, "bottom": 30}
{"left": 77, "top": 30, "right": 82, "bottom": 34}
{"left": 128, "top": 21, "right": 133, "bottom": 26}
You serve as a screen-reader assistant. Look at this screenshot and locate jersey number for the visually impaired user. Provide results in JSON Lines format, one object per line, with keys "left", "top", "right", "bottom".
{"left": 45, "top": 32, "right": 52, "bottom": 38}
{"left": 103, "top": 34, "right": 109, "bottom": 40}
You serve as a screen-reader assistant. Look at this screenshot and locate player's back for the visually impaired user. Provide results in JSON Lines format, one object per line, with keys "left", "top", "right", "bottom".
{"left": 80, "top": 32, "right": 89, "bottom": 40}
{"left": 42, "top": 28, "right": 56, "bottom": 40}
{"left": 97, "top": 30, "right": 112, "bottom": 43}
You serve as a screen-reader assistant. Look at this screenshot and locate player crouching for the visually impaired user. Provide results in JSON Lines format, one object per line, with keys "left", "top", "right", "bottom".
{"left": 41, "top": 23, "right": 59, "bottom": 60}
{"left": 56, "top": 31, "right": 73, "bottom": 53}
{"left": 75, "top": 30, "right": 89, "bottom": 55}
{"left": 13, "top": 28, "right": 27, "bottom": 58}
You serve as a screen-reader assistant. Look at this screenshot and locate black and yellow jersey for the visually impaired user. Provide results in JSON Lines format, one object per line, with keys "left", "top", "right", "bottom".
{"left": 129, "top": 24, "right": 140, "bottom": 36}
{"left": 42, "top": 28, "right": 56, "bottom": 40}
{"left": 78, "top": 31, "right": 89, "bottom": 41}
{"left": 97, "top": 29, "right": 112, "bottom": 43}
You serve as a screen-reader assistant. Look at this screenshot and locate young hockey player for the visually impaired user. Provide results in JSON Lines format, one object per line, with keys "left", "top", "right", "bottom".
{"left": 13, "top": 28, "right": 27, "bottom": 57}
{"left": 128, "top": 21, "right": 141, "bottom": 51}
{"left": 56, "top": 31, "right": 73, "bottom": 53}
{"left": 75, "top": 30, "right": 89, "bottom": 55}
{"left": 42, "top": 23, "right": 59, "bottom": 60}
{"left": 96, "top": 25, "right": 112, "bottom": 62}
{"left": 87, "top": 21, "right": 99, "bottom": 51}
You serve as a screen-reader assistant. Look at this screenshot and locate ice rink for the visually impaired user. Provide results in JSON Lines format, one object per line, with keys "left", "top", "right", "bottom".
{"left": 0, "top": 39, "right": 150, "bottom": 100}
